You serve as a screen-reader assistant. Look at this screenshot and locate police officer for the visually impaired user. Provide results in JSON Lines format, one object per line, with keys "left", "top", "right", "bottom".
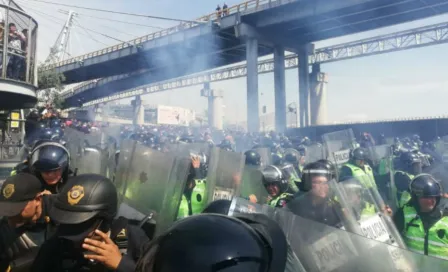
{"left": 12, "top": 141, "right": 71, "bottom": 193}
{"left": 177, "top": 154, "right": 208, "bottom": 219}
{"left": 340, "top": 147, "right": 377, "bottom": 189}
{"left": 135, "top": 213, "right": 288, "bottom": 272}
{"left": 393, "top": 174, "right": 448, "bottom": 260}
{"left": 244, "top": 150, "right": 261, "bottom": 166}
{"left": 31, "top": 174, "right": 148, "bottom": 271}
{"left": 339, "top": 177, "right": 377, "bottom": 220}
{"left": 395, "top": 152, "right": 422, "bottom": 208}
{"left": 261, "top": 165, "right": 294, "bottom": 208}
{"left": 287, "top": 162, "right": 343, "bottom": 227}
{"left": 284, "top": 148, "right": 304, "bottom": 178}
{"left": 0, "top": 173, "right": 54, "bottom": 271}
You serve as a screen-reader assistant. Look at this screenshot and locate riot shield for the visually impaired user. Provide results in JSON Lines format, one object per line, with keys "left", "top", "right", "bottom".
{"left": 115, "top": 140, "right": 188, "bottom": 234}
{"left": 206, "top": 148, "right": 244, "bottom": 203}
{"left": 368, "top": 145, "right": 396, "bottom": 209}
{"left": 64, "top": 128, "right": 84, "bottom": 171}
{"left": 228, "top": 197, "right": 448, "bottom": 272}
{"left": 240, "top": 166, "right": 270, "bottom": 204}
{"left": 75, "top": 147, "right": 107, "bottom": 175}
{"left": 168, "top": 142, "right": 210, "bottom": 157}
{"left": 286, "top": 179, "right": 361, "bottom": 234}
{"left": 305, "top": 144, "right": 325, "bottom": 164}
{"left": 322, "top": 129, "right": 356, "bottom": 170}
{"left": 337, "top": 177, "right": 406, "bottom": 248}
{"left": 254, "top": 147, "right": 272, "bottom": 166}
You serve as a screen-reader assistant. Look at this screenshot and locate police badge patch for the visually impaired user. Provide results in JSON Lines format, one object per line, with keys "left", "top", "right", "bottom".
{"left": 67, "top": 185, "right": 85, "bottom": 205}
{"left": 3, "top": 184, "right": 14, "bottom": 199}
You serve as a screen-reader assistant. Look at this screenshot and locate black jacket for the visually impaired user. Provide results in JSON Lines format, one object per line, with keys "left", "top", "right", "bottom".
{"left": 30, "top": 218, "right": 149, "bottom": 272}
{"left": 0, "top": 194, "right": 55, "bottom": 271}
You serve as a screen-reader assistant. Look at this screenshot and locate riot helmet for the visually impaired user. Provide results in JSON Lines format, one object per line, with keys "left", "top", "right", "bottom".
{"left": 409, "top": 174, "right": 442, "bottom": 212}
{"left": 219, "top": 139, "right": 233, "bottom": 151}
{"left": 316, "top": 159, "right": 337, "bottom": 180}
{"left": 202, "top": 199, "right": 232, "bottom": 215}
{"left": 400, "top": 152, "right": 422, "bottom": 175}
{"left": 136, "top": 214, "right": 273, "bottom": 272}
{"left": 261, "top": 165, "right": 288, "bottom": 197}
{"left": 51, "top": 174, "right": 118, "bottom": 244}
{"left": 244, "top": 150, "right": 261, "bottom": 166}
{"left": 350, "top": 147, "right": 369, "bottom": 167}
{"left": 271, "top": 153, "right": 283, "bottom": 166}
{"left": 284, "top": 149, "right": 300, "bottom": 165}
{"left": 50, "top": 119, "right": 61, "bottom": 128}
{"left": 30, "top": 142, "right": 70, "bottom": 189}
{"left": 300, "top": 162, "right": 332, "bottom": 192}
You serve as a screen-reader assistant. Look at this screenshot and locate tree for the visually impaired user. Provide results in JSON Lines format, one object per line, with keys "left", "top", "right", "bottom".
{"left": 37, "top": 67, "right": 65, "bottom": 91}
{"left": 37, "top": 65, "right": 66, "bottom": 109}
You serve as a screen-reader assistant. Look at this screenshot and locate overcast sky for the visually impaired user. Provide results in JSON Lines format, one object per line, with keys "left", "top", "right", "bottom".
{"left": 13, "top": 0, "right": 448, "bottom": 124}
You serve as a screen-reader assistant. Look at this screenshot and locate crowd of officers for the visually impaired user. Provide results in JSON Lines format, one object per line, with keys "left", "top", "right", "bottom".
{"left": 0, "top": 113, "right": 448, "bottom": 271}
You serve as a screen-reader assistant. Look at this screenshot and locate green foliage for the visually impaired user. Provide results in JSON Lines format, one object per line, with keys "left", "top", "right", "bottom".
{"left": 37, "top": 68, "right": 65, "bottom": 91}
{"left": 37, "top": 66, "right": 66, "bottom": 109}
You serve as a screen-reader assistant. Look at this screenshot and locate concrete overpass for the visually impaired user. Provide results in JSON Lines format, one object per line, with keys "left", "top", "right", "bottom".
{"left": 55, "top": 0, "right": 448, "bottom": 132}
{"left": 63, "top": 20, "right": 448, "bottom": 106}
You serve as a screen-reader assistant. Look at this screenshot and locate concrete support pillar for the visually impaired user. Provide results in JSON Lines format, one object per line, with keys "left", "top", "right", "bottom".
{"left": 201, "top": 82, "right": 224, "bottom": 130}
{"left": 310, "top": 64, "right": 329, "bottom": 125}
{"left": 246, "top": 38, "right": 259, "bottom": 132}
{"left": 274, "top": 46, "right": 286, "bottom": 133}
{"left": 132, "top": 95, "right": 144, "bottom": 125}
{"left": 298, "top": 44, "right": 313, "bottom": 127}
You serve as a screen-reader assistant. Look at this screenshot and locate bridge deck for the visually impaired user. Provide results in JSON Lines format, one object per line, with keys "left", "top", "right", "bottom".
{"left": 61, "top": 0, "right": 448, "bottom": 106}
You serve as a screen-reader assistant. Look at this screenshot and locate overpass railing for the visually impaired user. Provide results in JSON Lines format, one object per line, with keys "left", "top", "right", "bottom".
{"left": 0, "top": 4, "right": 38, "bottom": 86}
{"left": 40, "top": 0, "right": 296, "bottom": 71}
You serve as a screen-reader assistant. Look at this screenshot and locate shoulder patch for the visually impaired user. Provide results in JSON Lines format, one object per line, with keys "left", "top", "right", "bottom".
{"left": 117, "top": 228, "right": 126, "bottom": 238}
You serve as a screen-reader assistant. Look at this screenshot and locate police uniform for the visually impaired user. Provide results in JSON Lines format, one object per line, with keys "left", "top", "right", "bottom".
{"left": 0, "top": 174, "right": 56, "bottom": 272}
{"left": 400, "top": 205, "right": 448, "bottom": 260}
{"left": 394, "top": 170, "right": 414, "bottom": 208}
{"left": 340, "top": 163, "right": 377, "bottom": 189}
{"left": 31, "top": 218, "right": 148, "bottom": 272}
{"left": 177, "top": 179, "right": 207, "bottom": 219}
{"left": 30, "top": 174, "right": 148, "bottom": 272}
{"left": 268, "top": 193, "right": 294, "bottom": 208}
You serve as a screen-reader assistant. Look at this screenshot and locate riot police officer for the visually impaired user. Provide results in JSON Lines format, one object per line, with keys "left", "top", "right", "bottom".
{"left": 244, "top": 150, "right": 261, "bottom": 166}
{"left": 395, "top": 152, "right": 422, "bottom": 208}
{"left": 340, "top": 147, "right": 377, "bottom": 189}
{"left": 12, "top": 141, "right": 71, "bottom": 193}
{"left": 0, "top": 174, "right": 54, "bottom": 271}
{"left": 261, "top": 165, "right": 294, "bottom": 208}
{"left": 393, "top": 174, "right": 448, "bottom": 260}
{"left": 31, "top": 174, "right": 148, "bottom": 271}
{"left": 177, "top": 154, "right": 208, "bottom": 219}
{"left": 135, "top": 213, "right": 288, "bottom": 272}
{"left": 287, "top": 162, "right": 343, "bottom": 227}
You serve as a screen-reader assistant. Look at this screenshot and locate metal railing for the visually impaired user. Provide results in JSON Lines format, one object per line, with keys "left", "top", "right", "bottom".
{"left": 0, "top": 3, "right": 38, "bottom": 86}
{"left": 40, "top": 0, "right": 296, "bottom": 71}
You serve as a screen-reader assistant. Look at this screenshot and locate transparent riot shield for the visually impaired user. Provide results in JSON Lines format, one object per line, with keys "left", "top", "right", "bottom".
{"left": 240, "top": 165, "right": 270, "bottom": 204}
{"left": 286, "top": 179, "right": 361, "bottom": 234}
{"left": 228, "top": 197, "right": 448, "bottom": 272}
{"left": 305, "top": 144, "right": 325, "bottom": 164}
{"left": 115, "top": 140, "right": 188, "bottom": 234}
{"left": 75, "top": 147, "right": 107, "bottom": 175}
{"left": 254, "top": 147, "right": 272, "bottom": 166}
{"left": 322, "top": 129, "right": 356, "bottom": 169}
{"left": 337, "top": 177, "right": 406, "bottom": 248}
{"left": 368, "top": 145, "right": 396, "bottom": 209}
{"left": 64, "top": 128, "right": 84, "bottom": 171}
{"left": 206, "top": 148, "right": 244, "bottom": 203}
